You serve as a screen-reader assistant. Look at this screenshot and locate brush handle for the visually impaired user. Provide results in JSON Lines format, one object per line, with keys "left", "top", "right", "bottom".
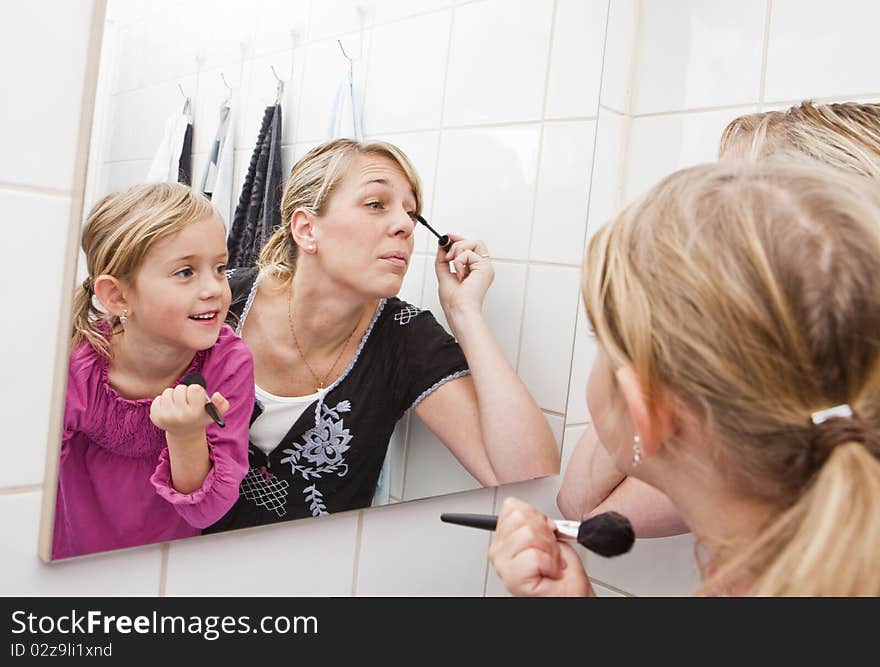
{"left": 438, "top": 235, "right": 453, "bottom": 251}
{"left": 440, "top": 513, "right": 498, "bottom": 531}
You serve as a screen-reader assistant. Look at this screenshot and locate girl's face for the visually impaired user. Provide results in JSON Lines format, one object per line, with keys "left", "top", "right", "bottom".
{"left": 124, "top": 214, "right": 231, "bottom": 352}
{"left": 586, "top": 347, "right": 634, "bottom": 473}
{"left": 310, "top": 154, "right": 417, "bottom": 299}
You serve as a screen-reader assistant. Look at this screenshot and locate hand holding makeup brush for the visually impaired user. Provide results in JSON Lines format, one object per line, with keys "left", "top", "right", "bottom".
{"left": 435, "top": 234, "right": 494, "bottom": 316}
{"left": 489, "top": 497, "right": 596, "bottom": 597}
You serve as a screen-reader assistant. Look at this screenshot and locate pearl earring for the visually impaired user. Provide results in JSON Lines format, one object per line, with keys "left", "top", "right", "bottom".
{"left": 309, "top": 244, "right": 315, "bottom": 252}
{"left": 632, "top": 435, "right": 642, "bottom": 467}
{"left": 119, "top": 309, "right": 128, "bottom": 326}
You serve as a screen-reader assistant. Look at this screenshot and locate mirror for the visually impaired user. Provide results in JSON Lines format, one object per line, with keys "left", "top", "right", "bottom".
{"left": 44, "top": 0, "right": 608, "bottom": 560}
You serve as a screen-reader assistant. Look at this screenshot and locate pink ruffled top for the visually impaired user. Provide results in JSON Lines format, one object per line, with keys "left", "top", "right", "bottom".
{"left": 52, "top": 324, "right": 254, "bottom": 559}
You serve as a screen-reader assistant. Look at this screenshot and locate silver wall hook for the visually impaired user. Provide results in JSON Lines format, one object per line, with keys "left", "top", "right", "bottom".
{"left": 270, "top": 65, "right": 284, "bottom": 105}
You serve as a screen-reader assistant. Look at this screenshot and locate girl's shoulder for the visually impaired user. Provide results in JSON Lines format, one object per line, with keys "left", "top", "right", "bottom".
{"left": 68, "top": 335, "right": 108, "bottom": 387}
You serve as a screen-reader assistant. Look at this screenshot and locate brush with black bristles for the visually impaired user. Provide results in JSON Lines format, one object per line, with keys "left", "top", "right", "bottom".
{"left": 440, "top": 511, "right": 635, "bottom": 558}
{"left": 414, "top": 213, "right": 453, "bottom": 251}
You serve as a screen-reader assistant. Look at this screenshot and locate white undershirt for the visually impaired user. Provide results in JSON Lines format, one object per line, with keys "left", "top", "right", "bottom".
{"left": 250, "top": 384, "right": 327, "bottom": 456}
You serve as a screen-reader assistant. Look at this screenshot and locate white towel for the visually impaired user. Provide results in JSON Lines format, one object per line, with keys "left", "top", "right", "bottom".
{"left": 147, "top": 105, "right": 193, "bottom": 183}
{"left": 200, "top": 101, "right": 236, "bottom": 232}
{"left": 326, "top": 69, "right": 363, "bottom": 141}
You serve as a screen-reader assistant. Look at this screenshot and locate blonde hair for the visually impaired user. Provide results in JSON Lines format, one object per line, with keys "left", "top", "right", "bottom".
{"left": 73, "top": 182, "right": 216, "bottom": 358}
{"left": 582, "top": 160, "right": 880, "bottom": 596}
{"left": 257, "top": 138, "right": 423, "bottom": 287}
{"left": 718, "top": 100, "right": 880, "bottom": 180}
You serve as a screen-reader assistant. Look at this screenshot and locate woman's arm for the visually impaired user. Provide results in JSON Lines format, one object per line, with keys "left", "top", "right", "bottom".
{"left": 556, "top": 423, "right": 689, "bottom": 537}
{"left": 417, "top": 237, "right": 559, "bottom": 484}
{"left": 556, "top": 423, "right": 625, "bottom": 520}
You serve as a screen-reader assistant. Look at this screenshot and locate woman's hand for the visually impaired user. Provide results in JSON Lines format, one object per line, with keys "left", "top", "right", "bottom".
{"left": 489, "top": 497, "right": 594, "bottom": 597}
{"left": 435, "top": 235, "right": 494, "bottom": 319}
{"left": 150, "top": 384, "right": 230, "bottom": 439}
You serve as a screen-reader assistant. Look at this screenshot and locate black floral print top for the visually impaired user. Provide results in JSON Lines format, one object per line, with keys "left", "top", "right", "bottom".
{"left": 204, "top": 266, "right": 470, "bottom": 533}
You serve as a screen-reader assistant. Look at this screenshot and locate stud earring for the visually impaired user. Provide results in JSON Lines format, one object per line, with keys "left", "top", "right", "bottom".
{"left": 309, "top": 244, "right": 315, "bottom": 252}
{"left": 632, "top": 435, "right": 642, "bottom": 467}
{"left": 119, "top": 309, "right": 128, "bottom": 326}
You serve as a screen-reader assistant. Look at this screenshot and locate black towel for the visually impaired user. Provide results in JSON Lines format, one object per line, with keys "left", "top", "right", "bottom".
{"left": 177, "top": 121, "right": 193, "bottom": 186}
{"left": 227, "top": 104, "right": 283, "bottom": 270}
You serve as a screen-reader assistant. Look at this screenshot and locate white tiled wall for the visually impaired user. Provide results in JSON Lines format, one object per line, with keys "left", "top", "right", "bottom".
{"left": 5, "top": 0, "right": 875, "bottom": 598}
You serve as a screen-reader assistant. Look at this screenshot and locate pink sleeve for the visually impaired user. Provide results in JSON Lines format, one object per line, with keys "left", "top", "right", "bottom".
{"left": 149, "top": 327, "right": 254, "bottom": 529}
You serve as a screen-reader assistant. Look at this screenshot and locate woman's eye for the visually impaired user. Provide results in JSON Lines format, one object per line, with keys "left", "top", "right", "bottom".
{"left": 175, "top": 268, "right": 194, "bottom": 278}
{"left": 366, "top": 201, "right": 383, "bottom": 210}
{"left": 215, "top": 263, "right": 228, "bottom": 274}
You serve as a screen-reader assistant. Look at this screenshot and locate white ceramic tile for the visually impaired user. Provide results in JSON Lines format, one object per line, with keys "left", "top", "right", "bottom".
{"left": 1, "top": 491, "right": 162, "bottom": 594}
{"left": 253, "top": 0, "right": 310, "bottom": 56}
{"left": 0, "top": 191, "right": 70, "bottom": 488}
{"left": 397, "top": 253, "right": 426, "bottom": 306}
{"left": 599, "top": 0, "right": 639, "bottom": 114}
{"left": 366, "top": 131, "right": 440, "bottom": 249}
{"left": 138, "top": 9, "right": 202, "bottom": 88}
{"left": 420, "top": 260, "right": 528, "bottom": 369}
{"left": 443, "top": 0, "right": 554, "bottom": 126}
{"left": 113, "top": 22, "right": 146, "bottom": 93}
{"left": 632, "top": 0, "right": 765, "bottom": 114}
{"left": 560, "top": 425, "right": 587, "bottom": 471}
{"left": 0, "top": 1, "right": 92, "bottom": 190}
{"left": 765, "top": 0, "right": 880, "bottom": 103}
{"left": 192, "top": 0, "right": 256, "bottom": 71}
{"left": 362, "top": 11, "right": 451, "bottom": 134}
{"left": 165, "top": 510, "right": 359, "bottom": 595}
{"left": 544, "top": 0, "right": 607, "bottom": 119}
{"left": 101, "top": 160, "right": 153, "bottom": 195}
{"left": 517, "top": 265, "right": 581, "bottom": 414}
{"left": 565, "top": 301, "right": 597, "bottom": 425}
{"left": 374, "top": 0, "right": 453, "bottom": 24}
{"left": 624, "top": 106, "right": 758, "bottom": 202}
{"left": 233, "top": 148, "right": 252, "bottom": 209}
{"left": 310, "top": 0, "right": 374, "bottom": 40}
{"left": 591, "top": 580, "right": 627, "bottom": 596}
{"left": 586, "top": 108, "right": 629, "bottom": 238}
{"left": 402, "top": 411, "right": 482, "bottom": 502}
{"left": 107, "top": 75, "right": 199, "bottom": 163}
{"left": 296, "top": 35, "right": 371, "bottom": 142}
{"left": 530, "top": 120, "right": 596, "bottom": 265}
{"left": 356, "top": 487, "right": 495, "bottom": 595}
{"left": 433, "top": 124, "right": 541, "bottom": 260}
{"left": 584, "top": 532, "right": 701, "bottom": 596}
{"left": 387, "top": 414, "right": 410, "bottom": 500}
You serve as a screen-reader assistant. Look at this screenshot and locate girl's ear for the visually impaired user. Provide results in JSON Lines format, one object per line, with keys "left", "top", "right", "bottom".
{"left": 92, "top": 275, "right": 128, "bottom": 317}
{"left": 290, "top": 209, "right": 317, "bottom": 252}
{"left": 614, "top": 365, "right": 675, "bottom": 458}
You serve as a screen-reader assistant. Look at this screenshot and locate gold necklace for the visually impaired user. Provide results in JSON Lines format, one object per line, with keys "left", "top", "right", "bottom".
{"left": 287, "top": 284, "right": 361, "bottom": 393}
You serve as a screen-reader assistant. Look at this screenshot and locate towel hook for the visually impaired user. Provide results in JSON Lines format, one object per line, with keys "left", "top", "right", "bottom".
{"left": 337, "top": 39, "right": 354, "bottom": 78}
{"left": 177, "top": 83, "right": 191, "bottom": 116}
{"left": 270, "top": 65, "right": 284, "bottom": 105}
{"left": 220, "top": 72, "right": 232, "bottom": 92}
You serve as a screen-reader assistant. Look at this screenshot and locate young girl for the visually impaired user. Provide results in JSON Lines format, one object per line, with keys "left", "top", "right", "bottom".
{"left": 557, "top": 99, "right": 880, "bottom": 538}
{"left": 53, "top": 182, "right": 254, "bottom": 559}
{"left": 490, "top": 160, "right": 880, "bottom": 596}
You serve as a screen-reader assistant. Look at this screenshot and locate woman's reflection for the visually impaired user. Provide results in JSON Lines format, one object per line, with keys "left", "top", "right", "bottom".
{"left": 206, "top": 138, "right": 559, "bottom": 531}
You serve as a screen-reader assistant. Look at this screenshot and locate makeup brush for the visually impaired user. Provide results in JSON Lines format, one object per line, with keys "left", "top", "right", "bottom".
{"left": 414, "top": 213, "right": 453, "bottom": 251}
{"left": 440, "top": 511, "right": 635, "bottom": 558}
{"left": 181, "top": 372, "right": 225, "bottom": 428}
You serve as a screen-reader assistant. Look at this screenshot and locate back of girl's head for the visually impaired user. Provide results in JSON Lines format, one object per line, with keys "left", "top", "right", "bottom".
{"left": 258, "top": 138, "right": 422, "bottom": 286}
{"left": 583, "top": 160, "right": 880, "bottom": 595}
{"left": 73, "top": 182, "right": 215, "bottom": 357}
{"left": 718, "top": 100, "right": 880, "bottom": 180}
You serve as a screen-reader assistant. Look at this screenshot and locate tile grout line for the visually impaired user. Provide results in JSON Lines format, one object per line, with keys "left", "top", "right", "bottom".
{"left": 513, "top": 0, "right": 559, "bottom": 373}
{"left": 559, "top": 0, "right": 613, "bottom": 432}
{"left": 758, "top": 0, "right": 773, "bottom": 110}
{"left": 0, "top": 484, "right": 43, "bottom": 495}
{"left": 158, "top": 543, "right": 169, "bottom": 596}
{"left": 0, "top": 182, "right": 72, "bottom": 198}
{"left": 350, "top": 510, "right": 365, "bottom": 596}
{"left": 481, "top": 485, "right": 500, "bottom": 597}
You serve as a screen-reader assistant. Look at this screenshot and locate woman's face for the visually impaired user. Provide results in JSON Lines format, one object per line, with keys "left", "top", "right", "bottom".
{"left": 310, "top": 154, "right": 417, "bottom": 299}
{"left": 586, "top": 347, "right": 634, "bottom": 473}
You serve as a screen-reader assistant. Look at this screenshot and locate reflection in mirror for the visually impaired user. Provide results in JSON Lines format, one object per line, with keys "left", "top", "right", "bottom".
{"left": 46, "top": 0, "right": 608, "bottom": 560}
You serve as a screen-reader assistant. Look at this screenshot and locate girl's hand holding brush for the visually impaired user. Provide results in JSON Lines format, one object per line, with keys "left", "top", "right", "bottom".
{"left": 489, "top": 497, "right": 596, "bottom": 597}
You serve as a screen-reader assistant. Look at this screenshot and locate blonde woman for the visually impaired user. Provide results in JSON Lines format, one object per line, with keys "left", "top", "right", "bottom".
{"left": 491, "top": 161, "right": 880, "bottom": 596}
{"left": 55, "top": 184, "right": 254, "bottom": 559}
{"left": 557, "top": 99, "right": 880, "bottom": 538}
{"left": 205, "top": 138, "right": 558, "bottom": 530}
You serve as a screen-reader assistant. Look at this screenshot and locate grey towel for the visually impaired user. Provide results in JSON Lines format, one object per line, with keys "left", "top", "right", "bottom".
{"left": 227, "top": 104, "right": 283, "bottom": 270}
